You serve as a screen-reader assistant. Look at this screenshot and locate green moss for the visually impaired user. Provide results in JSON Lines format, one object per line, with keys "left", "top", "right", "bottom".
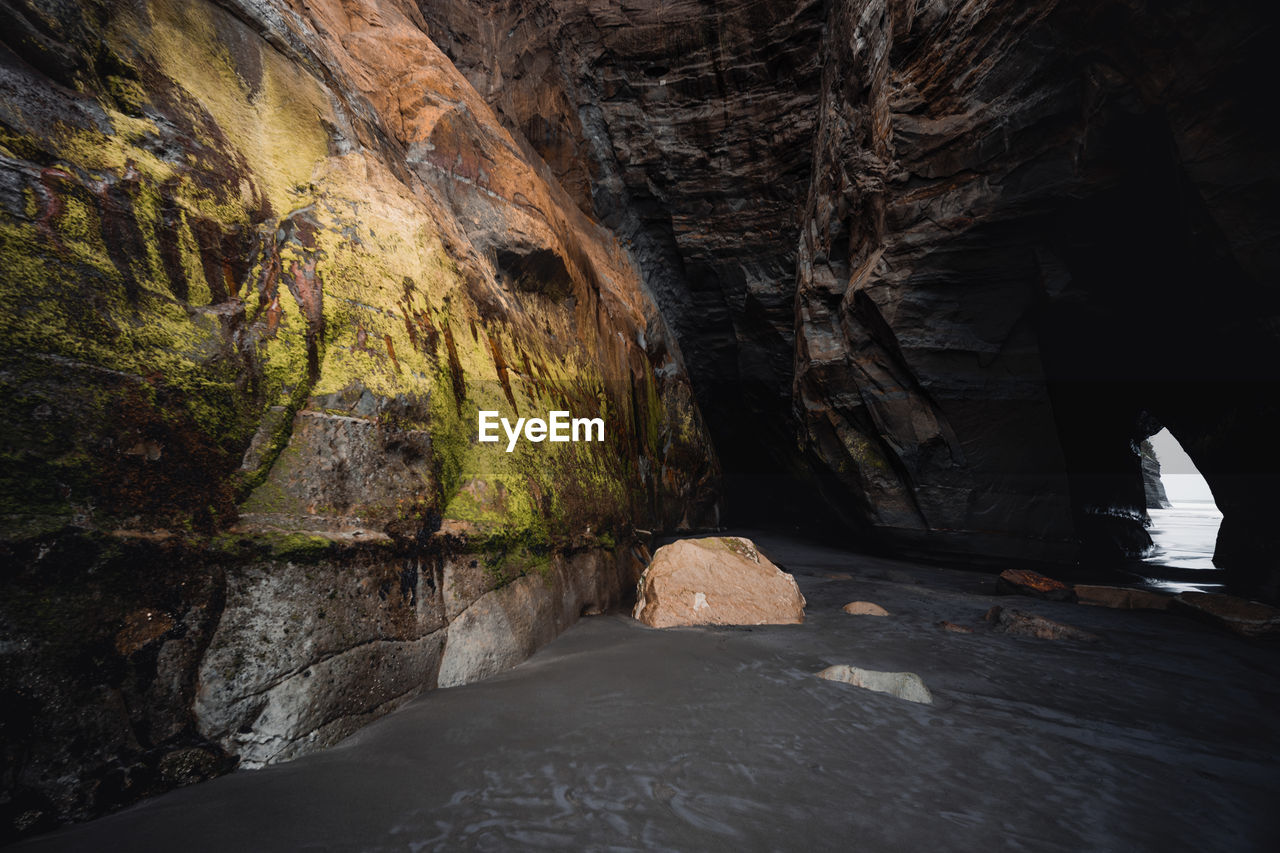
{"left": 210, "top": 530, "right": 333, "bottom": 562}
{"left": 0, "top": 0, "right": 718, "bottom": 549}
{"left": 688, "top": 536, "right": 759, "bottom": 562}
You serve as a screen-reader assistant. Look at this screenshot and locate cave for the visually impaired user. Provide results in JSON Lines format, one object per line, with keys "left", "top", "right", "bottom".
{"left": 1143, "top": 427, "right": 1225, "bottom": 588}
{"left": 1033, "top": 107, "right": 1250, "bottom": 569}
{"left": 1, "top": 0, "right": 1278, "bottom": 847}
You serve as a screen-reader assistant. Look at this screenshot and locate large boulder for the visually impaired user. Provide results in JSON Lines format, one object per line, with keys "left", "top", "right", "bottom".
{"left": 633, "top": 538, "right": 805, "bottom": 628}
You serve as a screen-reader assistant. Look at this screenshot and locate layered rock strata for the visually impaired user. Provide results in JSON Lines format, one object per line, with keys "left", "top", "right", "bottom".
{"left": 409, "top": 0, "right": 1280, "bottom": 592}
{"left": 793, "top": 0, "right": 1280, "bottom": 587}
{"left": 418, "top": 0, "right": 830, "bottom": 518}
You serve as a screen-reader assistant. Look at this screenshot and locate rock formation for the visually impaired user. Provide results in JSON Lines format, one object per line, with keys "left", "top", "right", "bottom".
{"left": 983, "top": 606, "right": 1099, "bottom": 643}
{"left": 842, "top": 601, "right": 889, "bottom": 616}
{"left": 1074, "top": 585, "right": 1171, "bottom": 611}
{"left": 0, "top": 0, "right": 717, "bottom": 834}
{"left": 408, "top": 1, "right": 1280, "bottom": 593}
{"left": 416, "top": 0, "right": 832, "bottom": 521}
{"left": 793, "top": 0, "right": 1280, "bottom": 589}
{"left": 815, "top": 665, "right": 933, "bottom": 704}
{"left": 3, "top": 0, "right": 1279, "bottom": 839}
{"left": 996, "top": 569, "right": 1077, "bottom": 603}
{"left": 1172, "top": 592, "right": 1280, "bottom": 638}
{"left": 632, "top": 537, "right": 805, "bottom": 627}
{"left": 1141, "top": 440, "right": 1171, "bottom": 510}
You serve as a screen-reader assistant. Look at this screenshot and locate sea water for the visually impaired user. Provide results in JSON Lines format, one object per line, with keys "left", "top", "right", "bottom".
{"left": 1142, "top": 474, "right": 1224, "bottom": 593}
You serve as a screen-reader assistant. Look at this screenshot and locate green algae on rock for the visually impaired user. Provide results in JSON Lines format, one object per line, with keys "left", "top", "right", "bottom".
{"left": 0, "top": 0, "right": 718, "bottom": 837}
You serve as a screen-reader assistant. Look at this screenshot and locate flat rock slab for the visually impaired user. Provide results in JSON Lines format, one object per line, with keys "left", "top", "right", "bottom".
{"left": 1173, "top": 593, "right": 1280, "bottom": 638}
{"left": 985, "top": 606, "right": 1098, "bottom": 642}
{"left": 997, "top": 569, "right": 1077, "bottom": 602}
{"left": 842, "top": 601, "right": 889, "bottom": 616}
{"left": 1075, "top": 585, "right": 1172, "bottom": 611}
{"left": 633, "top": 537, "right": 805, "bottom": 628}
{"left": 816, "top": 665, "right": 934, "bottom": 705}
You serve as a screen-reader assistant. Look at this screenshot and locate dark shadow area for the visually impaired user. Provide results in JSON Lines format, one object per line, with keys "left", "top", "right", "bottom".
{"left": 1035, "top": 104, "right": 1280, "bottom": 597}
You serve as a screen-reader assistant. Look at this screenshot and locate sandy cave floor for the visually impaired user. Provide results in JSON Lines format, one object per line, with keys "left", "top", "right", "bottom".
{"left": 14, "top": 532, "right": 1280, "bottom": 852}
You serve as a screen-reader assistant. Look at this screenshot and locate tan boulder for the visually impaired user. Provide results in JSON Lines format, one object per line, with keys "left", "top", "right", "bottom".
{"left": 843, "top": 601, "right": 889, "bottom": 616}
{"left": 633, "top": 537, "right": 805, "bottom": 628}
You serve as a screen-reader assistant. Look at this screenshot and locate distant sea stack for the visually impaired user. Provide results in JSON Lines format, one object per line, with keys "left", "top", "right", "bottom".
{"left": 1142, "top": 441, "right": 1172, "bottom": 509}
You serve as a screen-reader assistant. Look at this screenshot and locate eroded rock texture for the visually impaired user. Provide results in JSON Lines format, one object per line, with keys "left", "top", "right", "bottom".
{"left": 0, "top": 0, "right": 716, "bottom": 835}
{"left": 419, "top": 0, "right": 831, "bottom": 518}
{"left": 794, "top": 0, "right": 1280, "bottom": 586}
{"left": 413, "top": 0, "right": 1280, "bottom": 589}
{"left": 2, "top": 0, "right": 1279, "bottom": 839}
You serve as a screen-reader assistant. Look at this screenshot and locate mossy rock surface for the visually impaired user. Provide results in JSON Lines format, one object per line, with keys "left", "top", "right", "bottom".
{"left": 0, "top": 0, "right": 720, "bottom": 838}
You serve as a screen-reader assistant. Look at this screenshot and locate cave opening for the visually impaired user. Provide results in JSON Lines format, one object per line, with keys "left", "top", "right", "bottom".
{"left": 1026, "top": 97, "right": 1280, "bottom": 600}
{"left": 1141, "top": 427, "right": 1223, "bottom": 592}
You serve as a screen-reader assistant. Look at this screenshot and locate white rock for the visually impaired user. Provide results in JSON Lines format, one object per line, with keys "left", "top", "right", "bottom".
{"left": 816, "top": 665, "right": 934, "bottom": 704}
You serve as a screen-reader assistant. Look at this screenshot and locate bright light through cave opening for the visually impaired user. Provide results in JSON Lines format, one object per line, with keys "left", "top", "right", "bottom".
{"left": 1143, "top": 427, "right": 1224, "bottom": 592}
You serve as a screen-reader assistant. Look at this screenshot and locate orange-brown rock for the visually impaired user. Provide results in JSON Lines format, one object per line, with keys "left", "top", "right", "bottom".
{"left": 997, "top": 570, "right": 1077, "bottom": 603}
{"left": 114, "top": 610, "right": 176, "bottom": 656}
{"left": 633, "top": 538, "right": 805, "bottom": 628}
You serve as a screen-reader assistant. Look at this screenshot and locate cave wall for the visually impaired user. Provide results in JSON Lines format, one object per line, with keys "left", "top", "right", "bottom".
{"left": 3, "top": 0, "right": 1279, "bottom": 838}
{"left": 417, "top": 0, "right": 833, "bottom": 520}
{"left": 0, "top": 0, "right": 718, "bottom": 835}
{"left": 793, "top": 0, "right": 1280, "bottom": 588}
{"left": 415, "top": 0, "right": 1279, "bottom": 588}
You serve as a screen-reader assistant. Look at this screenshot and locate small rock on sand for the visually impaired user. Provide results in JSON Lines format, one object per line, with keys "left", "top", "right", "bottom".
{"left": 984, "top": 606, "right": 1097, "bottom": 642}
{"left": 817, "top": 665, "right": 933, "bottom": 705}
{"left": 633, "top": 537, "right": 806, "bottom": 628}
{"left": 939, "top": 620, "right": 973, "bottom": 634}
{"left": 1172, "top": 592, "right": 1280, "bottom": 638}
{"left": 1075, "top": 585, "right": 1171, "bottom": 611}
{"left": 997, "top": 569, "right": 1076, "bottom": 602}
{"left": 842, "top": 601, "right": 889, "bottom": 616}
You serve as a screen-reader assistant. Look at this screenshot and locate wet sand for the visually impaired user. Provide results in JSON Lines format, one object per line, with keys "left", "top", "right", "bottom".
{"left": 15, "top": 533, "right": 1280, "bottom": 852}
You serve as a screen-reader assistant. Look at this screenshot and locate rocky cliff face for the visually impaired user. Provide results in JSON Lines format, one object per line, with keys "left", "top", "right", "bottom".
{"left": 793, "top": 0, "right": 1280, "bottom": 581}
{"left": 1141, "top": 440, "right": 1171, "bottom": 510}
{"left": 417, "top": 0, "right": 831, "bottom": 519}
{"left": 418, "top": 0, "right": 1280, "bottom": 587}
{"left": 0, "top": 0, "right": 717, "bottom": 835}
